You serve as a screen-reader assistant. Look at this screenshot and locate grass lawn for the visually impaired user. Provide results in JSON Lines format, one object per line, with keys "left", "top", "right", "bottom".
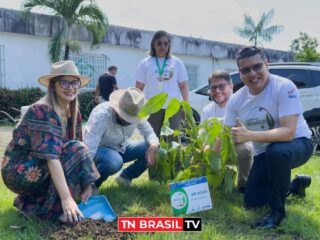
{"left": 0, "top": 125, "right": 320, "bottom": 239}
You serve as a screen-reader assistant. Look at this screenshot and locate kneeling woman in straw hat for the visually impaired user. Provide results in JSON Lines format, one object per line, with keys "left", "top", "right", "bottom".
{"left": 1, "top": 61, "right": 100, "bottom": 223}
{"left": 84, "top": 87, "right": 159, "bottom": 189}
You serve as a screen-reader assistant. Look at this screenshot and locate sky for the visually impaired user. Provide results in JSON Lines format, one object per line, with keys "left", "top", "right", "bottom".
{"left": 1, "top": 0, "right": 320, "bottom": 51}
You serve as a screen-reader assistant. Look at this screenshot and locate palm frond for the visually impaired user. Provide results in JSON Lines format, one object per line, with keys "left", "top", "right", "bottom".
{"left": 48, "top": 28, "right": 65, "bottom": 63}
{"left": 74, "top": 4, "right": 108, "bottom": 46}
{"left": 243, "top": 14, "right": 256, "bottom": 29}
{"left": 260, "top": 25, "right": 284, "bottom": 42}
{"left": 22, "top": 0, "right": 57, "bottom": 17}
{"left": 259, "top": 9, "right": 274, "bottom": 27}
{"left": 233, "top": 27, "right": 253, "bottom": 38}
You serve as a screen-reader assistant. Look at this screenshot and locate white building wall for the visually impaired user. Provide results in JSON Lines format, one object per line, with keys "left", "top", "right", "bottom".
{"left": 0, "top": 32, "right": 50, "bottom": 89}
{"left": 1, "top": 31, "right": 229, "bottom": 90}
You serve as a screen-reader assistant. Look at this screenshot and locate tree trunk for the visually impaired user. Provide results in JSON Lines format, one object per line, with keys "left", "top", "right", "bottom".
{"left": 64, "top": 43, "right": 69, "bottom": 60}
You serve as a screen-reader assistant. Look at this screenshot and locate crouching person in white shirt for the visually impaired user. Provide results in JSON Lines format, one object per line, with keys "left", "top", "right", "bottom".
{"left": 201, "top": 70, "right": 254, "bottom": 193}
{"left": 84, "top": 87, "right": 159, "bottom": 189}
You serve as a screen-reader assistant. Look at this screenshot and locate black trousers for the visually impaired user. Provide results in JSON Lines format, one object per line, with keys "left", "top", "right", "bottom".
{"left": 244, "top": 137, "right": 313, "bottom": 213}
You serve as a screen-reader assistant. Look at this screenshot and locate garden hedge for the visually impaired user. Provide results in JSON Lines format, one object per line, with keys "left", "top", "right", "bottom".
{"left": 0, "top": 88, "right": 95, "bottom": 122}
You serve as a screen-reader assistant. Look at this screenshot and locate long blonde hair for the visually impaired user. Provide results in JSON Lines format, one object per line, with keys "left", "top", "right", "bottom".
{"left": 37, "top": 76, "right": 79, "bottom": 139}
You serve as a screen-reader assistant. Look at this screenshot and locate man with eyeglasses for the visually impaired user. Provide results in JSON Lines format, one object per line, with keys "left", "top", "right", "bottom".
{"left": 201, "top": 70, "right": 253, "bottom": 194}
{"left": 84, "top": 88, "right": 159, "bottom": 190}
{"left": 224, "top": 46, "right": 313, "bottom": 228}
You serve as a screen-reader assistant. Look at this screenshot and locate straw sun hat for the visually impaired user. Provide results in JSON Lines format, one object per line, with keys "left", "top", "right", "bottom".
{"left": 109, "top": 87, "right": 148, "bottom": 124}
{"left": 38, "top": 60, "right": 90, "bottom": 87}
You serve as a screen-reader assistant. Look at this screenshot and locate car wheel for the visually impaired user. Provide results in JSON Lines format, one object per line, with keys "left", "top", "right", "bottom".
{"left": 308, "top": 121, "right": 320, "bottom": 154}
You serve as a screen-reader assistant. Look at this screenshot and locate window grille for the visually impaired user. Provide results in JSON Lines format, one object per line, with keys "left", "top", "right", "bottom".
{"left": 185, "top": 64, "right": 199, "bottom": 90}
{"left": 0, "top": 45, "right": 5, "bottom": 87}
{"left": 65, "top": 52, "right": 109, "bottom": 91}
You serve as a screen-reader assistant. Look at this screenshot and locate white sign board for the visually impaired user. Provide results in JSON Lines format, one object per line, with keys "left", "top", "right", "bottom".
{"left": 169, "top": 176, "right": 213, "bottom": 216}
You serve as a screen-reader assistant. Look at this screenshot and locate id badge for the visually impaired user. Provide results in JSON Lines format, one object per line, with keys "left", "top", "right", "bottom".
{"left": 158, "top": 80, "right": 163, "bottom": 90}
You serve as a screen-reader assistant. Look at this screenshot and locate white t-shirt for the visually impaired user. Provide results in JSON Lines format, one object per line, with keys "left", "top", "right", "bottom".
{"left": 135, "top": 55, "right": 188, "bottom": 108}
{"left": 225, "top": 74, "right": 311, "bottom": 156}
{"left": 201, "top": 102, "right": 226, "bottom": 121}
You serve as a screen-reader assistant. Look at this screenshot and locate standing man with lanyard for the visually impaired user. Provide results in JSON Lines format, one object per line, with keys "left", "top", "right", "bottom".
{"left": 135, "top": 30, "right": 189, "bottom": 137}
{"left": 95, "top": 65, "right": 119, "bottom": 104}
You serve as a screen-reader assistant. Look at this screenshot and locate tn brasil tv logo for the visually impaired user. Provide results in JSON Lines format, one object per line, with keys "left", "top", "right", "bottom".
{"left": 118, "top": 217, "right": 202, "bottom": 232}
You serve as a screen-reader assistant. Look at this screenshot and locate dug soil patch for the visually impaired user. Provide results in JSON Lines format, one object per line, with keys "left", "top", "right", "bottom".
{"left": 42, "top": 219, "right": 133, "bottom": 240}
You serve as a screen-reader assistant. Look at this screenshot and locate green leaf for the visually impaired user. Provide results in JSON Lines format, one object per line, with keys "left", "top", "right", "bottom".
{"left": 181, "top": 101, "right": 195, "bottom": 125}
{"left": 138, "top": 93, "right": 168, "bottom": 118}
{"left": 164, "top": 98, "right": 180, "bottom": 122}
{"left": 206, "top": 168, "right": 224, "bottom": 188}
{"left": 160, "top": 124, "right": 174, "bottom": 136}
{"left": 175, "top": 168, "right": 193, "bottom": 182}
{"left": 224, "top": 165, "right": 237, "bottom": 193}
{"left": 207, "top": 151, "right": 221, "bottom": 173}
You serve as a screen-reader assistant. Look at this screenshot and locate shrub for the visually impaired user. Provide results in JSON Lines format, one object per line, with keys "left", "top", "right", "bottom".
{"left": 78, "top": 91, "right": 96, "bottom": 121}
{"left": 0, "top": 88, "right": 95, "bottom": 122}
{"left": 139, "top": 93, "right": 238, "bottom": 193}
{"left": 0, "top": 87, "right": 45, "bottom": 121}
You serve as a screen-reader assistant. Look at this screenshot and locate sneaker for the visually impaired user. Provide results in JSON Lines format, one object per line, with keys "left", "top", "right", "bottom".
{"left": 253, "top": 211, "right": 285, "bottom": 229}
{"left": 115, "top": 175, "right": 132, "bottom": 187}
{"left": 287, "top": 175, "right": 312, "bottom": 197}
{"left": 238, "top": 186, "right": 246, "bottom": 194}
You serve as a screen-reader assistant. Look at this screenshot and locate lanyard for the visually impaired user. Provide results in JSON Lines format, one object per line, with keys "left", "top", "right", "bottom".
{"left": 155, "top": 57, "right": 167, "bottom": 79}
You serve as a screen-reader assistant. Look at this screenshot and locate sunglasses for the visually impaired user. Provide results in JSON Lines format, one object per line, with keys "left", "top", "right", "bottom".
{"left": 210, "top": 83, "right": 228, "bottom": 91}
{"left": 115, "top": 112, "right": 131, "bottom": 126}
{"left": 239, "top": 63, "right": 264, "bottom": 75}
{"left": 156, "top": 41, "right": 170, "bottom": 47}
{"left": 58, "top": 79, "right": 81, "bottom": 89}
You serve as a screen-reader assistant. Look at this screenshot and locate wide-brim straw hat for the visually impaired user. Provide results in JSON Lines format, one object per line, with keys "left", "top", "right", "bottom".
{"left": 109, "top": 87, "right": 149, "bottom": 124}
{"left": 38, "top": 60, "right": 90, "bottom": 87}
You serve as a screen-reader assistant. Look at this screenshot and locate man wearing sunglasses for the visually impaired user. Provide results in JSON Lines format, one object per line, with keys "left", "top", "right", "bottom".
{"left": 84, "top": 88, "right": 159, "bottom": 190}
{"left": 225, "top": 46, "right": 313, "bottom": 228}
{"left": 201, "top": 70, "right": 253, "bottom": 194}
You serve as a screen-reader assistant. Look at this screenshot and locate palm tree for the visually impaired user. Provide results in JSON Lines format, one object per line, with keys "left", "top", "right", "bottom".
{"left": 234, "top": 9, "right": 284, "bottom": 46}
{"left": 23, "top": 0, "right": 108, "bottom": 63}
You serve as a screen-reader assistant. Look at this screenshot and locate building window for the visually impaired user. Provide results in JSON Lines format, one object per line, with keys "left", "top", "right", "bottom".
{"left": 185, "top": 64, "right": 199, "bottom": 90}
{"left": 0, "top": 45, "right": 5, "bottom": 87}
{"left": 66, "top": 52, "right": 109, "bottom": 91}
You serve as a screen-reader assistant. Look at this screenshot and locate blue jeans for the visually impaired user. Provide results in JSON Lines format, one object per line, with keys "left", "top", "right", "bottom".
{"left": 244, "top": 137, "right": 313, "bottom": 213}
{"left": 94, "top": 141, "right": 149, "bottom": 187}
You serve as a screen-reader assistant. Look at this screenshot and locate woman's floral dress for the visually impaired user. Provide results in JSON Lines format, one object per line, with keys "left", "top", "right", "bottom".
{"left": 1, "top": 104, "right": 100, "bottom": 221}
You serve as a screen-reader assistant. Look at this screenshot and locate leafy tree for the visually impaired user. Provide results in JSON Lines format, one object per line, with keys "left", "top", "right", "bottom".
{"left": 234, "top": 9, "right": 284, "bottom": 46}
{"left": 290, "top": 32, "right": 320, "bottom": 62}
{"left": 23, "top": 0, "right": 108, "bottom": 63}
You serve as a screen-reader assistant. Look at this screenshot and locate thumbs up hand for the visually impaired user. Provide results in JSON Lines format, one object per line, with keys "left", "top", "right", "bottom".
{"left": 231, "top": 117, "right": 250, "bottom": 143}
{"left": 236, "top": 117, "right": 244, "bottom": 127}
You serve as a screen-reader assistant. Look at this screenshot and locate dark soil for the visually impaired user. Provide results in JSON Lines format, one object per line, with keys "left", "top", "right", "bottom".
{"left": 41, "top": 219, "right": 133, "bottom": 240}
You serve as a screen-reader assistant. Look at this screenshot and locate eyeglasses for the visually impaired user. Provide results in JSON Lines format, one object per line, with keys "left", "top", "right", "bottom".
{"left": 58, "top": 79, "right": 81, "bottom": 89}
{"left": 156, "top": 41, "right": 170, "bottom": 47}
{"left": 115, "top": 112, "right": 131, "bottom": 126}
{"left": 239, "top": 63, "right": 264, "bottom": 75}
{"left": 210, "top": 83, "right": 228, "bottom": 91}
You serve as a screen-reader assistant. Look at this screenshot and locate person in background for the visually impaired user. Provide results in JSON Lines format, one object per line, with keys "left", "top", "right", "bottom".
{"left": 135, "top": 30, "right": 189, "bottom": 137}
{"left": 84, "top": 87, "right": 159, "bottom": 189}
{"left": 1, "top": 61, "right": 100, "bottom": 223}
{"left": 201, "top": 70, "right": 253, "bottom": 193}
{"left": 95, "top": 65, "right": 119, "bottom": 104}
{"left": 225, "top": 46, "right": 313, "bottom": 228}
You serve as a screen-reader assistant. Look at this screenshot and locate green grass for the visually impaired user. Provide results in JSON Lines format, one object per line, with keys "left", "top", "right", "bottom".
{"left": 1, "top": 126, "right": 320, "bottom": 239}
